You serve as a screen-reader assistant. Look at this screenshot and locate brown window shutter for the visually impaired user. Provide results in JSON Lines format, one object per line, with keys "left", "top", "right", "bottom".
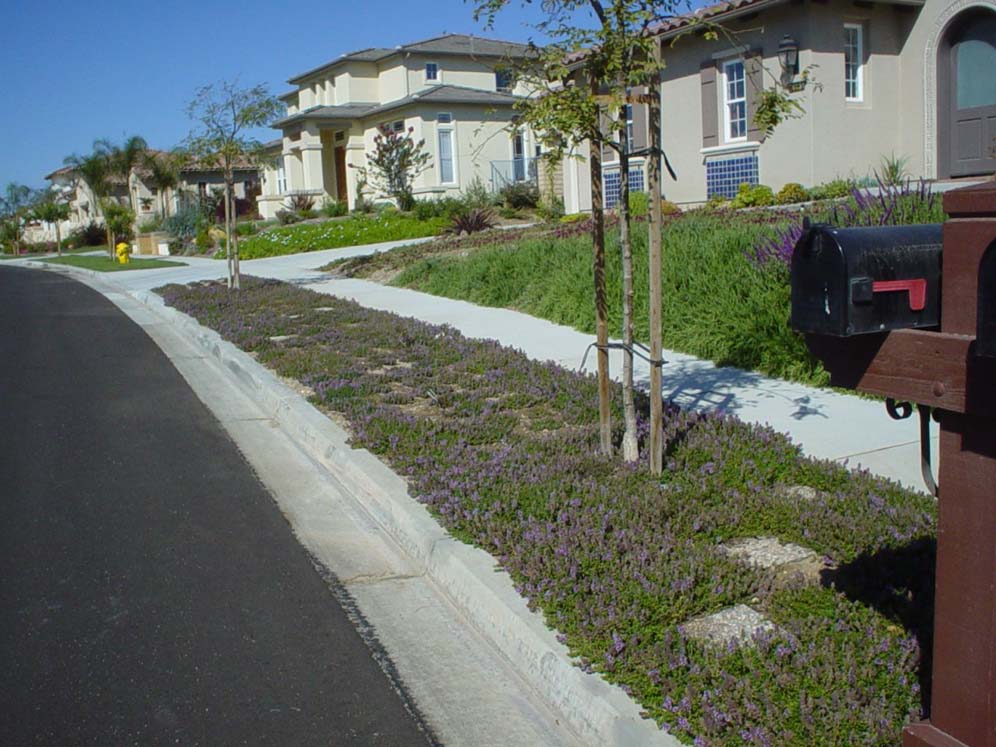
{"left": 631, "top": 86, "right": 648, "bottom": 153}
{"left": 700, "top": 62, "right": 718, "bottom": 148}
{"left": 745, "top": 50, "right": 767, "bottom": 143}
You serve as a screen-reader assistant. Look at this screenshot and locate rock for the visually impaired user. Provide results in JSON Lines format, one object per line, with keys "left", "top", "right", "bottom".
{"left": 680, "top": 605, "right": 775, "bottom": 648}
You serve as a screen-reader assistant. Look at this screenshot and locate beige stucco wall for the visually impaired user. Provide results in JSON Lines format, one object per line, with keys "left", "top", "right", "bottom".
{"left": 656, "top": 0, "right": 992, "bottom": 204}
{"left": 658, "top": 0, "right": 921, "bottom": 203}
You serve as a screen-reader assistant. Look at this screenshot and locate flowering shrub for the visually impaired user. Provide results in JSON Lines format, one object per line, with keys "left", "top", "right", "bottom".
{"left": 238, "top": 213, "right": 449, "bottom": 259}
{"left": 751, "top": 178, "right": 946, "bottom": 269}
{"left": 159, "top": 276, "right": 936, "bottom": 746}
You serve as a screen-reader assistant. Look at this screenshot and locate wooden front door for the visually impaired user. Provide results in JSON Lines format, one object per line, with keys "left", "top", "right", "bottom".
{"left": 334, "top": 146, "right": 348, "bottom": 202}
{"left": 948, "top": 11, "right": 996, "bottom": 177}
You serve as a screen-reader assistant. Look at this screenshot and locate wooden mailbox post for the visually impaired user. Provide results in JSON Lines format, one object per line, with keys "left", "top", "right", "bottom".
{"left": 800, "top": 182, "right": 996, "bottom": 747}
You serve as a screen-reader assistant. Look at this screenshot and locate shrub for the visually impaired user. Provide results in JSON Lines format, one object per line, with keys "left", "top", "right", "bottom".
{"left": 162, "top": 205, "right": 208, "bottom": 241}
{"left": 195, "top": 226, "right": 213, "bottom": 253}
{"left": 276, "top": 209, "right": 302, "bottom": 225}
{"left": 559, "top": 212, "right": 588, "bottom": 224}
{"left": 102, "top": 201, "right": 136, "bottom": 244}
{"left": 499, "top": 181, "right": 540, "bottom": 209}
{"left": 776, "top": 182, "right": 810, "bottom": 205}
{"left": 878, "top": 153, "right": 910, "bottom": 187}
{"left": 235, "top": 221, "right": 258, "bottom": 237}
{"left": 730, "top": 183, "right": 775, "bottom": 209}
{"left": 137, "top": 217, "right": 162, "bottom": 233}
{"left": 447, "top": 208, "right": 498, "bottom": 235}
{"left": 462, "top": 176, "right": 494, "bottom": 210}
{"left": 298, "top": 208, "right": 318, "bottom": 220}
{"left": 499, "top": 206, "right": 522, "bottom": 219}
{"left": 167, "top": 239, "right": 184, "bottom": 256}
{"left": 661, "top": 200, "right": 683, "bottom": 216}
{"left": 285, "top": 193, "right": 315, "bottom": 213}
{"left": 628, "top": 191, "right": 649, "bottom": 217}
{"left": 68, "top": 221, "right": 106, "bottom": 247}
{"left": 413, "top": 197, "right": 466, "bottom": 221}
{"left": 810, "top": 178, "right": 854, "bottom": 201}
{"left": 535, "top": 197, "right": 565, "bottom": 222}
{"left": 704, "top": 194, "right": 730, "bottom": 211}
{"left": 321, "top": 199, "right": 348, "bottom": 218}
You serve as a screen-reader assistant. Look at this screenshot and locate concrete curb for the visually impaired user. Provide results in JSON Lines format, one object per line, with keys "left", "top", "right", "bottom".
{"left": 123, "top": 287, "right": 677, "bottom": 747}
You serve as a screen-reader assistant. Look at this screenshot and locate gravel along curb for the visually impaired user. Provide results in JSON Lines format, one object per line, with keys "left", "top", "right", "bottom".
{"left": 128, "top": 288, "right": 677, "bottom": 747}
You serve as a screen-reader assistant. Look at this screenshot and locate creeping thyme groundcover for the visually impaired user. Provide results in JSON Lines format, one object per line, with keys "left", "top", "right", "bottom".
{"left": 160, "top": 277, "right": 936, "bottom": 746}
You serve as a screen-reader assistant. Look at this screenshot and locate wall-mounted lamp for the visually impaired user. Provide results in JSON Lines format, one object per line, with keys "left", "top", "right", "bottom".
{"left": 777, "top": 34, "right": 801, "bottom": 88}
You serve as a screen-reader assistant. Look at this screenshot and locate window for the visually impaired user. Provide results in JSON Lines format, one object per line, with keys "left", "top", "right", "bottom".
{"left": 495, "top": 69, "right": 514, "bottom": 92}
{"left": 276, "top": 158, "right": 287, "bottom": 194}
{"left": 437, "top": 115, "right": 455, "bottom": 184}
{"left": 391, "top": 120, "right": 405, "bottom": 133}
{"left": 425, "top": 62, "right": 439, "bottom": 82}
{"left": 722, "top": 59, "right": 747, "bottom": 141}
{"left": 844, "top": 24, "right": 863, "bottom": 101}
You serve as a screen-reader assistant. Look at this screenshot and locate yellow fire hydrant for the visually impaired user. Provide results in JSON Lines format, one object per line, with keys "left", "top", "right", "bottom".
{"left": 115, "top": 241, "right": 130, "bottom": 265}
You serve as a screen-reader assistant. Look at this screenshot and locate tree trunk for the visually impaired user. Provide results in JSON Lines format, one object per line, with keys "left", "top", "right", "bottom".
{"left": 589, "top": 97, "right": 612, "bottom": 457}
{"left": 224, "top": 179, "right": 234, "bottom": 289}
{"left": 55, "top": 223, "right": 62, "bottom": 256}
{"left": 618, "top": 105, "right": 638, "bottom": 463}
{"left": 230, "top": 183, "right": 240, "bottom": 290}
{"left": 647, "top": 58, "right": 665, "bottom": 475}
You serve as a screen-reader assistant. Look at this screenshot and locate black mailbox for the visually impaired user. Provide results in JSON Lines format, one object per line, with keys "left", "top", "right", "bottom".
{"left": 979, "top": 242, "right": 996, "bottom": 357}
{"left": 790, "top": 223, "right": 943, "bottom": 336}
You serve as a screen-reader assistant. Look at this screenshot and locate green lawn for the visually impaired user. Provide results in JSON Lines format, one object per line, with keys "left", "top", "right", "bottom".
{"left": 40, "top": 255, "right": 186, "bottom": 272}
{"left": 238, "top": 213, "right": 449, "bottom": 259}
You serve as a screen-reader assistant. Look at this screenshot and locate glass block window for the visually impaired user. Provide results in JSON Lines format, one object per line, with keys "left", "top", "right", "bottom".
{"left": 706, "top": 154, "right": 759, "bottom": 199}
{"left": 603, "top": 166, "right": 646, "bottom": 209}
{"left": 844, "top": 24, "right": 863, "bottom": 101}
{"left": 723, "top": 59, "right": 747, "bottom": 141}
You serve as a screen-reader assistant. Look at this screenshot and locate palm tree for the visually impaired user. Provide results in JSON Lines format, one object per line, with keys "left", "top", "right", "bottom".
{"left": 65, "top": 136, "right": 146, "bottom": 257}
{"left": 97, "top": 135, "right": 148, "bottom": 215}
{"left": 143, "top": 149, "right": 186, "bottom": 218}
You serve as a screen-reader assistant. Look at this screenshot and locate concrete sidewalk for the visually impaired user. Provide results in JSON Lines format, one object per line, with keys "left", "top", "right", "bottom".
{"left": 20, "top": 237, "right": 934, "bottom": 492}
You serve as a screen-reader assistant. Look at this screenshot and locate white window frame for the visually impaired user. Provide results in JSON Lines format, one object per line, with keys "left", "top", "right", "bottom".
{"left": 276, "top": 158, "right": 287, "bottom": 194}
{"left": 844, "top": 23, "right": 864, "bottom": 102}
{"left": 722, "top": 58, "right": 747, "bottom": 143}
{"left": 425, "top": 62, "right": 440, "bottom": 84}
{"left": 436, "top": 114, "right": 457, "bottom": 185}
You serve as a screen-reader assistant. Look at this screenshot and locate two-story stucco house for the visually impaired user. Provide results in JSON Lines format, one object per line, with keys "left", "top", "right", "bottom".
{"left": 257, "top": 33, "right": 538, "bottom": 217}
{"left": 561, "top": 0, "right": 995, "bottom": 211}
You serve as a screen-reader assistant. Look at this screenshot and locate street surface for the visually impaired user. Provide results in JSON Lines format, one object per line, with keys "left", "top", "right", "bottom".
{"left": 0, "top": 266, "right": 433, "bottom": 745}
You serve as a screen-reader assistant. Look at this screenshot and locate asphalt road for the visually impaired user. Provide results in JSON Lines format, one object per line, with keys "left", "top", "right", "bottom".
{"left": 0, "top": 266, "right": 434, "bottom": 746}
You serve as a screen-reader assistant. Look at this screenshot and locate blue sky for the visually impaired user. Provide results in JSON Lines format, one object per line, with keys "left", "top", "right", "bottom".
{"left": 0, "top": 0, "right": 606, "bottom": 189}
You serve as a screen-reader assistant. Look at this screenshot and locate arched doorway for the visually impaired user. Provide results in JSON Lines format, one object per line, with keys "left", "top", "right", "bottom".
{"left": 938, "top": 8, "right": 996, "bottom": 177}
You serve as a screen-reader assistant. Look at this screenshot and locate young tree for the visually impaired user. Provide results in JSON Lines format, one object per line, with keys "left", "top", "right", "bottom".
{"left": 352, "top": 125, "right": 431, "bottom": 211}
{"left": 32, "top": 195, "right": 72, "bottom": 255}
{"left": 478, "top": 1, "right": 805, "bottom": 472}
{"left": 185, "top": 81, "right": 281, "bottom": 289}
{"left": 475, "top": 0, "right": 668, "bottom": 458}
{"left": 0, "top": 183, "right": 36, "bottom": 255}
